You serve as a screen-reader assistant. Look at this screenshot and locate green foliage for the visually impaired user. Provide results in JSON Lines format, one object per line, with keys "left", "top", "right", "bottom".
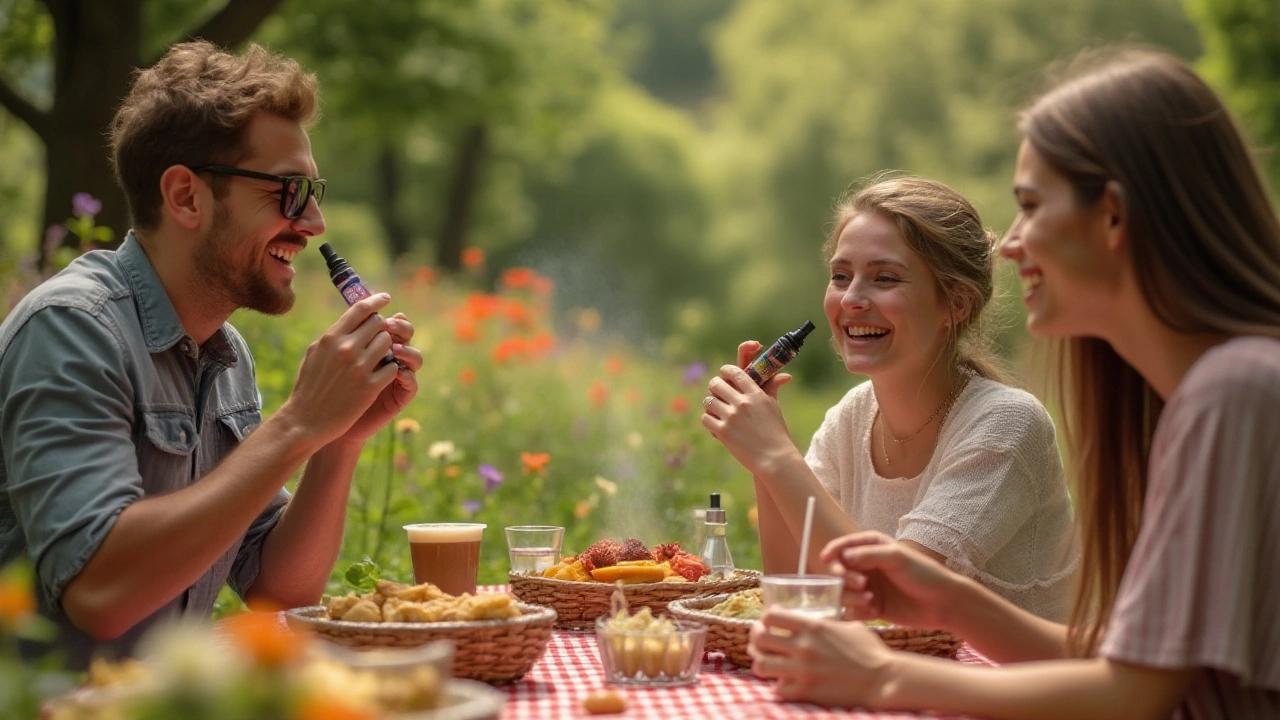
{"left": 1187, "top": 0, "right": 1280, "bottom": 187}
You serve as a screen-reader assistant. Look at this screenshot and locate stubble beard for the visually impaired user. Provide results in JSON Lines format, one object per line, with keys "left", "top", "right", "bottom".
{"left": 196, "top": 204, "right": 296, "bottom": 316}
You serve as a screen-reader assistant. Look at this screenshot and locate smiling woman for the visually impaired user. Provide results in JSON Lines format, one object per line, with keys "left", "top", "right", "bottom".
{"left": 701, "top": 175, "right": 1079, "bottom": 620}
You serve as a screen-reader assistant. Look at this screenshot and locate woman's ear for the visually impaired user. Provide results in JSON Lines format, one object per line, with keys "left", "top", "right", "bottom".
{"left": 158, "top": 165, "right": 206, "bottom": 231}
{"left": 1102, "top": 180, "right": 1128, "bottom": 254}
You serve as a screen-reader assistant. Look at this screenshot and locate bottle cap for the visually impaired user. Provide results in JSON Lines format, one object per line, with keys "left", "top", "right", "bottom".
{"left": 706, "top": 492, "right": 726, "bottom": 523}
{"left": 788, "top": 320, "right": 816, "bottom": 347}
{"left": 319, "top": 243, "right": 352, "bottom": 281}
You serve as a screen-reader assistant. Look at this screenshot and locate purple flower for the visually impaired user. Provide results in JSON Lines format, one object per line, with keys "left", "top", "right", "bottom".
{"left": 665, "top": 444, "right": 690, "bottom": 469}
{"left": 44, "top": 224, "right": 68, "bottom": 254}
{"left": 683, "top": 361, "right": 708, "bottom": 386}
{"left": 71, "top": 192, "right": 101, "bottom": 219}
{"left": 479, "top": 464, "right": 504, "bottom": 494}
{"left": 461, "top": 499, "right": 483, "bottom": 515}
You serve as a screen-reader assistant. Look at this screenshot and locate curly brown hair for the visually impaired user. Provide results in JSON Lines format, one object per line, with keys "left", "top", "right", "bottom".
{"left": 108, "top": 40, "right": 320, "bottom": 232}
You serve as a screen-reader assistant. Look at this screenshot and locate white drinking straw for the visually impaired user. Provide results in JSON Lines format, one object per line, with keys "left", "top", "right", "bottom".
{"left": 797, "top": 495, "right": 816, "bottom": 575}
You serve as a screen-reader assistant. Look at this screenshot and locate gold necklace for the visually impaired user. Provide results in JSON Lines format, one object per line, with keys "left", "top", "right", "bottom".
{"left": 878, "top": 371, "right": 972, "bottom": 468}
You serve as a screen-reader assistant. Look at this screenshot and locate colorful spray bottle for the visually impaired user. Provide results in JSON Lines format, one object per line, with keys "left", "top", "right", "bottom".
{"left": 745, "top": 320, "right": 816, "bottom": 385}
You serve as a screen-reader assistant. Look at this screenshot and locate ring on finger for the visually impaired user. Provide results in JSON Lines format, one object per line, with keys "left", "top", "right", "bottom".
{"left": 702, "top": 395, "right": 714, "bottom": 410}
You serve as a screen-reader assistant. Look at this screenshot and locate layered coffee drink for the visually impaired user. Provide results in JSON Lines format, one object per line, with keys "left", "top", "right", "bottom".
{"left": 404, "top": 523, "right": 486, "bottom": 596}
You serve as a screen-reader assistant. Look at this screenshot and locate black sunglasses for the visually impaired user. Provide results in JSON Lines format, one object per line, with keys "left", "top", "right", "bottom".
{"left": 189, "top": 164, "right": 326, "bottom": 220}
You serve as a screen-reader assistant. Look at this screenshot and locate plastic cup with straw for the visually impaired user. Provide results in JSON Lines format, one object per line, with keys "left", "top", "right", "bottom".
{"left": 761, "top": 495, "right": 842, "bottom": 619}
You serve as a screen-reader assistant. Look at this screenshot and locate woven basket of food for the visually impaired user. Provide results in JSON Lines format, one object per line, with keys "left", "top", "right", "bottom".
{"left": 669, "top": 589, "right": 963, "bottom": 668}
{"left": 508, "top": 538, "right": 761, "bottom": 630}
{"left": 286, "top": 580, "right": 556, "bottom": 684}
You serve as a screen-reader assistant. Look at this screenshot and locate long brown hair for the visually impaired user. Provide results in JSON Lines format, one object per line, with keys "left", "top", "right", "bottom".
{"left": 1019, "top": 49, "right": 1280, "bottom": 655}
{"left": 823, "top": 174, "right": 1012, "bottom": 384}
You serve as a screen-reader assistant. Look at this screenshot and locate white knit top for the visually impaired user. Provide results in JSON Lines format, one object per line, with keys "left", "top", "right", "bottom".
{"left": 805, "top": 376, "right": 1080, "bottom": 620}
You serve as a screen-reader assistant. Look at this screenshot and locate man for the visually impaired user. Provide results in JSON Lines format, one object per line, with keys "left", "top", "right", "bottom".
{"left": 0, "top": 41, "right": 422, "bottom": 668}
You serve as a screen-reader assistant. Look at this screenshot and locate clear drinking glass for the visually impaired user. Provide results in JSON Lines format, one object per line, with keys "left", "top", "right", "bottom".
{"left": 504, "top": 525, "right": 565, "bottom": 574}
{"left": 760, "top": 574, "right": 843, "bottom": 619}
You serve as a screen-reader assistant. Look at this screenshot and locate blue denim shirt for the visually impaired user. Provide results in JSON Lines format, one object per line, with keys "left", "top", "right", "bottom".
{"left": 0, "top": 232, "right": 288, "bottom": 669}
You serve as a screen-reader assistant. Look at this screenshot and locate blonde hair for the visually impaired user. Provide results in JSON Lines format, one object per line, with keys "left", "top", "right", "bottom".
{"left": 1020, "top": 48, "right": 1280, "bottom": 656}
{"left": 823, "top": 174, "right": 1011, "bottom": 384}
{"left": 109, "top": 40, "right": 320, "bottom": 231}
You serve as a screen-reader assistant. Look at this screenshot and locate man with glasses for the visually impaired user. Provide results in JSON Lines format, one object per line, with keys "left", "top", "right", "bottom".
{"left": 0, "top": 41, "right": 423, "bottom": 667}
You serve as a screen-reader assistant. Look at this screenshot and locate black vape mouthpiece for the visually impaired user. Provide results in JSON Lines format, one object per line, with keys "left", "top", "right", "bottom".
{"left": 709, "top": 492, "right": 721, "bottom": 509}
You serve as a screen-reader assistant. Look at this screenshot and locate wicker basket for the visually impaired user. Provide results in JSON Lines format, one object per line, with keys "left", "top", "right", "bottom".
{"left": 285, "top": 602, "right": 556, "bottom": 684}
{"left": 668, "top": 593, "right": 963, "bottom": 669}
{"left": 509, "top": 570, "right": 761, "bottom": 630}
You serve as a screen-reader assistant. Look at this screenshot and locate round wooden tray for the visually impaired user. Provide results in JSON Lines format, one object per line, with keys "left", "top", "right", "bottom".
{"left": 508, "top": 569, "right": 761, "bottom": 630}
{"left": 668, "top": 593, "right": 963, "bottom": 669}
{"left": 285, "top": 602, "right": 556, "bottom": 684}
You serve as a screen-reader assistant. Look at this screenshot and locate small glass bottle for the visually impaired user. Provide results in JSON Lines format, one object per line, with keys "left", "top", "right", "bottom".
{"left": 700, "top": 492, "right": 734, "bottom": 575}
{"left": 319, "top": 242, "right": 398, "bottom": 368}
{"left": 746, "top": 320, "right": 816, "bottom": 386}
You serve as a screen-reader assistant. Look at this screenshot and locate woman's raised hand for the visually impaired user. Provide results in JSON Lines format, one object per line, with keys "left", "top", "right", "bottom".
{"left": 700, "top": 341, "right": 798, "bottom": 476}
{"left": 822, "top": 531, "right": 964, "bottom": 630}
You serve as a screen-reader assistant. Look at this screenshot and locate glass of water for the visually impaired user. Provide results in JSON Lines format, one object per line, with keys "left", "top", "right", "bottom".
{"left": 504, "top": 525, "right": 565, "bottom": 575}
{"left": 760, "top": 574, "right": 843, "bottom": 619}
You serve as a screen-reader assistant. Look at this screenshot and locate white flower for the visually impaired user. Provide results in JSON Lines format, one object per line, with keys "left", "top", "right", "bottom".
{"left": 427, "top": 440, "right": 456, "bottom": 460}
{"left": 594, "top": 476, "right": 617, "bottom": 495}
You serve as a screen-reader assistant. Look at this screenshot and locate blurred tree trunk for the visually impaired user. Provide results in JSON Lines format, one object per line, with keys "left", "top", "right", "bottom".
{"left": 436, "top": 123, "right": 488, "bottom": 272}
{"left": 373, "top": 145, "right": 411, "bottom": 259}
{"left": 0, "top": 0, "right": 285, "bottom": 269}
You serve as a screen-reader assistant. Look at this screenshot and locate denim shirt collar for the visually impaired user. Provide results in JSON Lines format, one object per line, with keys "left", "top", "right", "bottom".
{"left": 116, "top": 231, "right": 239, "bottom": 368}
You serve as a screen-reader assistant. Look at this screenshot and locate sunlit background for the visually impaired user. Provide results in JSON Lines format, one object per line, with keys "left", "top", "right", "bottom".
{"left": 1, "top": 0, "right": 1276, "bottom": 589}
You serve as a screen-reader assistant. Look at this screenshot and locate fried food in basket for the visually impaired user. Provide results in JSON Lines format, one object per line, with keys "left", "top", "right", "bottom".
{"left": 706, "top": 588, "right": 764, "bottom": 620}
{"left": 542, "top": 539, "right": 709, "bottom": 583}
{"left": 325, "top": 580, "right": 520, "bottom": 623}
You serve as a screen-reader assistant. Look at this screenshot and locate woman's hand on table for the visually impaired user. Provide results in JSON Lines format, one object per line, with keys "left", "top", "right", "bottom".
{"left": 700, "top": 341, "right": 797, "bottom": 476}
{"left": 822, "top": 531, "right": 964, "bottom": 631}
{"left": 749, "top": 608, "right": 895, "bottom": 708}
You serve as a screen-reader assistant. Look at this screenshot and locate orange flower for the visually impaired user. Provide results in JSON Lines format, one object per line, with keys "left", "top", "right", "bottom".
{"left": 460, "top": 367, "right": 477, "bottom": 385}
{"left": 574, "top": 499, "right": 592, "bottom": 519}
{"left": 504, "top": 299, "right": 532, "bottom": 328}
{"left": 605, "top": 355, "right": 625, "bottom": 376}
{"left": 0, "top": 578, "right": 35, "bottom": 628}
{"left": 445, "top": 465, "right": 460, "bottom": 478}
{"left": 454, "top": 320, "right": 481, "bottom": 343}
{"left": 464, "top": 293, "right": 502, "bottom": 321}
{"left": 501, "top": 267, "right": 536, "bottom": 289}
{"left": 413, "top": 266, "right": 436, "bottom": 285}
{"left": 529, "top": 331, "right": 555, "bottom": 357}
{"left": 521, "top": 452, "right": 551, "bottom": 475}
{"left": 221, "top": 611, "right": 306, "bottom": 667}
{"left": 492, "top": 337, "right": 528, "bottom": 364}
{"left": 589, "top": 381, "right": 609, "bottom": 409}
{"left": 670, "top": 396, "right": 690, "bottom": 414}
{"left": 531, "top": 275, "right": 555, "bottom": 296}
{"left": 296, "top": 697, "right": 377, "bottom": 720}
{"left": 461, "top": 247, "right": 485, "bottom": 269}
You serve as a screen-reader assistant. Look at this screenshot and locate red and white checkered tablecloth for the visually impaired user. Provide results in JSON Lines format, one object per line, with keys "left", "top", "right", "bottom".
{"left": 486, "top": 585, "right": 993, "bottom": 720}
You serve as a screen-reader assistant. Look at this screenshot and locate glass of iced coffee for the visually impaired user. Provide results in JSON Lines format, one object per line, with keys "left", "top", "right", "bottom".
{"left": 403, "top": 523, "right": 487, "bottom": 596}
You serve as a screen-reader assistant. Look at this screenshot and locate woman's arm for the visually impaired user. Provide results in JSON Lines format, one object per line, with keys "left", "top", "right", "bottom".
{"left": 825, "top": 533, "right": 1069, "bottom": 663}
{"left": 751, "top": 610, "right": 1193, "bottom": 720}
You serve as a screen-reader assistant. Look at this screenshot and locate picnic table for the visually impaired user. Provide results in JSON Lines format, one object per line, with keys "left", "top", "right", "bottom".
{"left": 484, "top": 584, "right": 991, "bottom": 720}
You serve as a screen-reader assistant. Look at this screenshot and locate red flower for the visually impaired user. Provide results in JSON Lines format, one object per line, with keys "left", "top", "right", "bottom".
{"left": 670, "top": 396, "right": 690, "bottom": 414}
{"left": 460, "top": 367, "right": 477, "bottom": 385}
{"left": 501, "top": 268, "right": 536, "bottom": 289}
{"left": 462, "top": 247, "right": 485, "bottom": 269}
{"left": 589, "top": 381, "right": 609, "bottom": 409}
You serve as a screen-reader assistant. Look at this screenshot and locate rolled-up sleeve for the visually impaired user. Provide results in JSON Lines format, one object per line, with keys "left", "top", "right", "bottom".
{"left": 0, "top": 307, "right": 142, "bottom": 607}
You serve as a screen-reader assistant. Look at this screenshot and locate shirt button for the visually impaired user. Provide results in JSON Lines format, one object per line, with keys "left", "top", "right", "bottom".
{"left": 179, "top": 430, "right": 187, "bottom": 443}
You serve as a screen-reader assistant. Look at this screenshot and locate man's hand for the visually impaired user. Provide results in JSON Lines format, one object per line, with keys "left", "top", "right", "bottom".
{"left": 277, "top": 294, "right": 420, "bottom": 447}
{"left": 336, "top": 311, "right": 422, "bottom": 445}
